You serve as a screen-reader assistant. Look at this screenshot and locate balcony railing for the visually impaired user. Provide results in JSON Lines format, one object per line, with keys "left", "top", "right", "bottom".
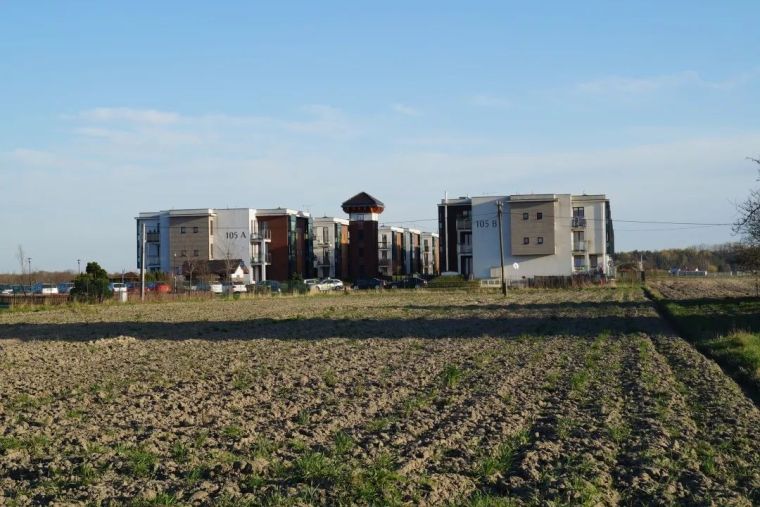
{"left": 459, "top": 244, "right": 473, "bottom": 254}
{"left": 316, "top": 256, "right": 330, "bottom": 266}
{"left": 146, "top": 256, "right": 161, "bottom": 266}
{"left": 571, "top": 217, "right": 587, "bottom": 228}
{"left": 573, "top": 265, "right": 588, "bottom": 273}
{"left": 379, "top": 258, "right": 392, "bottom": 267}
{"left": 250, "top": 229, "right": 272, "bottom": 241}
{"left": 573, "top": 240, "right": 587, "bottom": 252}
{"left": 456, "top": 218, "right": 472, "bottom": 230}
{"left": 251, "top": 252, "right": 272, "bottom": 265}
{"left": 146, "top": 232, "right": 160, "bottom": 243}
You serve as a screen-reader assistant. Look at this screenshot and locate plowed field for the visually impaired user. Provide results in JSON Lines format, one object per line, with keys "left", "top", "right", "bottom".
{"left": 1, "top": 288, "right": 758, "bottom": 505}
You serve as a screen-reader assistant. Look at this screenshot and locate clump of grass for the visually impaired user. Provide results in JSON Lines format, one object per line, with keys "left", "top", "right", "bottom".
{"left": 232, "top": 371, "right": 255, "bottom": 390}
{"left": 117, "top": 445, "right": 157, "bottom": 477}
{"left": 323, "top": 369, "right": 338, "bottom": 388}
{"left": 73, "top": 462, "right": 99, "bottom": 486}
{"left": 222, "top": 425, "right": 244, "bottom": 440}
{"left": 477, "top": 430, "right": 530, "bottom": 479}
{"left": 295, "top": 410, "right": 311, "bottom": 425}
{"left": 367, "top": 416, "right": 395, "bottom": 433}
{"left": 348, "top": 453, "right": 403, "bottom": 504}
{"left": 186, "top": 464, "right": 209, "bottom": 485}
{"left": 607, "top": 422, "right": 631, "bottom": 444}
{"left": 170, "top": 442, "right": 189, "bottom": 462}
{"left": 332, "top": 431, "right": 354, "bottom": 456}
{"left": 292, "top": 451, "right": 341, "bottom": 485}
{"left": 251, "top": 436, "right": 277, "bottom": 459}
{"left": 441, "top": 364, "right": 464, "bottom": 388}
{"left": 570, "top": 370, "right": 590, "bottom": 393}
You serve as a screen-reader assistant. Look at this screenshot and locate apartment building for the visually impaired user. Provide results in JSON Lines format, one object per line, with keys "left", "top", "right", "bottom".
{"left": 438, "top": 194, "right": 614, "bottom": 280}
{"left": 136, "top": 207, "right": 313, "bottom": 283}
{"left": 378, "top": 225, "right": 405, "bottom": 276}
{"left": 312, "top": 217, "right": 349, "bottom": 279}
{"left": 420, "top": 232, "right": 439, "bottom": 276}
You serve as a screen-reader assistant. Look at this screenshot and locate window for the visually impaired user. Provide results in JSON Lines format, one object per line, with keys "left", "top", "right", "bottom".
{"left": 210, "top": 221, "right": 214, "bottom": 236}
{"left": 180, "top": 250, "right": 187, "bottom": 257}
{"left": 537, "top": 237, "right": 544, "bottom": 244}
{"left": 573, "top": 207, "right": 585, "bottom": 218}
{"left": 180, "top": 226, "right": 186, "bottom": 234}
{"left": 522, "top": 212, "right": 529, "bottom": 220}
{"left": 536, "top": 212, "right": 543, "bottom": 220}
{"left": 193, "top": 226, "right": 198, "bottom": 233}
{"left": 358, "top": 247, "right": 364, "bottom": 257}
{"left": 210, "top": 244, "right": 214, "bottom": 258}
{"left": 523, "top": 237, "right": 529, "bottom": 245}
{"left": 358, "top": 230, "right": 364, "bottom": 241}
{"left": 193, "top": 249, "right": 199, "bottom": 257}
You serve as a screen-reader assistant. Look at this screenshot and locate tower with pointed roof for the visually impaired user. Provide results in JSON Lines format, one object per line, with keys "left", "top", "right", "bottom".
{"left": 342, "top": 192, "right": 385, "bottom": 280}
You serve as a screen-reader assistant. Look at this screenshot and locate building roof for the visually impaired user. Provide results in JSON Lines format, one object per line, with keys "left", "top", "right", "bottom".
{"left": 342, "top": 192, "right": 385, "bottom": 210}
{"left": 183, "top": 259, "right": 249, "bottom": 277}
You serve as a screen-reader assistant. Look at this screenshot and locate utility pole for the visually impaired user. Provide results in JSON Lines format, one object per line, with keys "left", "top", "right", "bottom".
{"left": 27, "top": 257, "right": 32, "bottom": 293}
{"left": 77, "top": 259, "right": 81, "bottom": 274}
{"left": 140, "top": 222, "right": 146, "bottom": 301}
{"left": 496, "top": 201, "right": 507, "bottom": 296}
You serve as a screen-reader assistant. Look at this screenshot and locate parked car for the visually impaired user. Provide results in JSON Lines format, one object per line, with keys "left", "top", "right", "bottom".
{"left": 224, "top": 283, "right": 248, "bottom": 294}
{"left": 402, "top": 276, "right": 428, "bottom": 289}
{"left": 317, "top": 278, "right": 344, "bottom": 291}
{"left": 304, "top": 278, "right": 320, "bottom": 287}
{"left": 110, "top": 282, "right": 127, "bottom": 293}
{"left": 34, "top": 283, "right": 59, "bottom": 295}
{"left": 255, "top": 280, "right": 282, "bottom": 294}
{"left": 0, "top": 284, "right": 13, "bottom": 295}
{"left": 154, "top": 282, "right": 171, "bottom": 293}
{"left": 353, "top": 278, "right": 385, "bottom": 290}
{"left": 57, "top": 282, "right": 74, "bottom": 294}
{"left": 208, "top": 282, "right": 224, "bottom": 294}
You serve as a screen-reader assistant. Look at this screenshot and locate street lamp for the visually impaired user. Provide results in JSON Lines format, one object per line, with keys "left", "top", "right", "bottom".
{"left": 27, "top": 257, "right": 32, "bottom": 293}
{"left": 77, "top": 259, "right": 81, "bottom": 274}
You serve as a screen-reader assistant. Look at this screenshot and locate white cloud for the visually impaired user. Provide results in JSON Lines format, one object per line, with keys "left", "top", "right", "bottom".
{"left": 576, "top": 70, "right": 758, "bottom": 95}
{"left": 469, "top": 94, "right": 511, "bottom": 109}
{"left": 391, "top": 103, "right": 421, "bottom": 116}
{"left": 76, "top": 107, "right": 181, "bottom": 125}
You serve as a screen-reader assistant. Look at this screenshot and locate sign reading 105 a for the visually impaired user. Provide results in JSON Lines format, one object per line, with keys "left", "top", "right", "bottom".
{"left": 475, "top": 219, "right": 498, "bottom": 228}
{"left": 225, "top": 231, "right": 247, "bottom": 239}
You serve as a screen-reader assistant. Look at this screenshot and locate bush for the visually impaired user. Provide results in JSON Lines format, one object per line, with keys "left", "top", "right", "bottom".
{"left": 70, "top": 262, "right": 112, "bottom": 302}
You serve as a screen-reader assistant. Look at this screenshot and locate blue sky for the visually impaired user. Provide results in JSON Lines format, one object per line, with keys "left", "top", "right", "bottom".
{"left": 1, "top": 1, "right": 759, "bottom": 272}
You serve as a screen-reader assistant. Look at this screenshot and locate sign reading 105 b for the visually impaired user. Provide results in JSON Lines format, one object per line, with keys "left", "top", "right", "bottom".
{"left": 475, "top": 219, "right": 498, "bottom": 228}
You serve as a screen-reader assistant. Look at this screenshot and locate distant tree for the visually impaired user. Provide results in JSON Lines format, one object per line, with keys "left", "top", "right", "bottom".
{"left": 71, "top": 261, "right": 112, "bottom": 302}
{"left": 732, "top": 244, "right": 760, "bottom": 296}
{"left": 15, "top": 245, "right": 28, "bottom": 293}
{"left": 734, "top": 157, "right": 760, "bottom": 245}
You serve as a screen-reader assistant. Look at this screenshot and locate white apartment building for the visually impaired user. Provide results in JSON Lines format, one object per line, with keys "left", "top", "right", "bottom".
{"left": 420, "top": 232, "right": 439, "bottom": 276}
{"left": 438, "top": 194, "right": 614, "bottom": 280}
{"left": 135, "top": 207, "right": 312, "bottom": 283}
{"left": 312, "top": 217, "right": 349, "bottom": 279}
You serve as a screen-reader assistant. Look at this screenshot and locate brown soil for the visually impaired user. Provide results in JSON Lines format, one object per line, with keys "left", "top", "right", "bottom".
{"left": 0, "top": 288, "right": 757, "bottom": 505}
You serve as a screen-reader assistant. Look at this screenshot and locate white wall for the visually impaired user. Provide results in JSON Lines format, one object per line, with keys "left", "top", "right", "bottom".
{"left": 215, "top": 209, "right": 256, "bottom": 283}
{"left": 473, "top": 196, "right": 576, "bottom": 280}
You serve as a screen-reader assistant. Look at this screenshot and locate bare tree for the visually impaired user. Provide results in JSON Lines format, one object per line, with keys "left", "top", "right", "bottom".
{"left": 16, "top": 245, "right": 26, "bottom": 276}
{"left": 734, "top": 157, "right": 760, "bottom": 245}
{"left": 217, "top": 237, "right": 238, "bottom": 286}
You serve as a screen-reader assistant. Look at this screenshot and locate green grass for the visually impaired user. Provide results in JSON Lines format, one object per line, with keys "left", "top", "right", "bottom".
{"left": 116, "top": 445, "right": 157, "bottom": 477}
{"left": 441, "top": 364, "right": 464, "bottom": 388}
{"left": 653, "top": 294, "right": 760, "bottom": 399}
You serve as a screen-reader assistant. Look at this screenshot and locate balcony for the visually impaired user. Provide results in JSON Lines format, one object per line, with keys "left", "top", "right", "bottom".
{"left": 456, "top": 218, "right": 472, "bottom": 230}
{"left": 459, "top": 244, "right": 473, "bottom": 254}
{"left": 251, "top": 252, "right": 272, "bottom": 265}
{"left": 379, "top": 258, "right": 392, "bottom": 267}
{"left": 250, "top": 229, "right": 272, "bottom": 241}
{"left": 573, "top": 240, "right": 587, "bottom": 252}
{"left": 573, "top": 265, "right": 588, "bottom": 273}
{"left": 571, "top": 217, "right": 587, "bottom": 228}
{"left": 146, "top": 256, "right": 160, "bottom": 266}
{"left": 316, "top": 256, "right": 331, "bottom": 266}
{"left": 146, "top": 232, "right": 160, "bottom": 243}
